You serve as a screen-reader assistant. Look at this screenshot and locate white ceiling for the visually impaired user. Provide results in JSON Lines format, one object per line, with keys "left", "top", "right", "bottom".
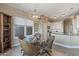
{"left": 6, "top": 3, "right": 79, "bottom": 20}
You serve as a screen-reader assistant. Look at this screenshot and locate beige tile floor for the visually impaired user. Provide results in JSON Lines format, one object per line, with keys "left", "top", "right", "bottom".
{"left": 0, "top": 46, "right": 22, "bottom": 56}
{"left": 0, "top": 45, "right": 79, "bottom": 56}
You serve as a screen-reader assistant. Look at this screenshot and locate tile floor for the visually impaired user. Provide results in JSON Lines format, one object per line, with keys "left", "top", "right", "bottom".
{"left": 0, "top": 44, "right": 79, "bottom": 56}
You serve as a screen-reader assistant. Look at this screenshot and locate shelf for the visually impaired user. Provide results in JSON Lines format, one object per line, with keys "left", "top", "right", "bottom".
{"left": 3, "top": 34, "right": 9, "bottom": 37}
{"left": 4, "top": 41, "right": 10, "bottom": 44}
{"left": 0, "top": 13, "right": 12, "bottom": 53}
{"left": 4, "top": 39, "right": 10, "bottom": 43}
{"left": 3, "top": 23, "right": 10, "bottom": 26}
{"left": 4, "top": 29, "right": 10, "bottom": 31}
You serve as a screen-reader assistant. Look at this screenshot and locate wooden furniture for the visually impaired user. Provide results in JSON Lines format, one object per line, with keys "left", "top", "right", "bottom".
{"left": 0, "top": 13, "right": 12, "bottom": 53}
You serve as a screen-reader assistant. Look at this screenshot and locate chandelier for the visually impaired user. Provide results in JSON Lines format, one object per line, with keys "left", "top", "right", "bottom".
{"left": 31, "top": 3, "right": 40, "bottom": 19}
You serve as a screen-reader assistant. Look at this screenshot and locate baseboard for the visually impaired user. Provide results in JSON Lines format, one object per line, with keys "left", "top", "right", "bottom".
{"left": 53, "top": 42, "right": 70, "bottom": 48}
{"left": 12, "top": 42, "right": 79, "bottom": 48}
{"left": 12, "top": 43, "right": 20, "bottom": 47}
{"left": 54, "top": 42, "right": 79, "bottom": 48}
{"left": 69, "top": 46, "right": 79, "bottom": 48}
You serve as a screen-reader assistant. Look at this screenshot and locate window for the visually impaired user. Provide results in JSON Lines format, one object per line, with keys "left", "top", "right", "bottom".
{"left": 26, "top": 26, "right": 32, "bottom": 35}
{"left": 34, "top": 22, "right": 39, "bottom": 32}
{"left": 15, "top": 25, "right": 24, "bottom": 36}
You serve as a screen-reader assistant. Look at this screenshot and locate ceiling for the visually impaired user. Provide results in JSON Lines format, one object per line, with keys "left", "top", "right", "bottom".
{"left": 6, "top": 3, "right": 79, "bottom": 21}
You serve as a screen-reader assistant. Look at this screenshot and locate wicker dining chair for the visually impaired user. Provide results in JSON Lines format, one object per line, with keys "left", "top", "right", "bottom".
{"left": 40, "top": 36, "right": 55, "bottom": 56}
{"left": 19, "top": 39, "right": 40, "bottom": 56}
{"left": 18, "top": 34, "right": 41, "bottom": 56}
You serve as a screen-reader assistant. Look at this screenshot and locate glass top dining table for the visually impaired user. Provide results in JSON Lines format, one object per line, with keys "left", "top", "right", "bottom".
{"left": 23, "top": 36, "right": 41, "bottom": 45}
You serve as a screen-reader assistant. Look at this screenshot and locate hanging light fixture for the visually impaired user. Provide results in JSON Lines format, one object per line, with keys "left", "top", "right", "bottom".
{"left": 31, "top": 3, "right": 40, "bottom": 19}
